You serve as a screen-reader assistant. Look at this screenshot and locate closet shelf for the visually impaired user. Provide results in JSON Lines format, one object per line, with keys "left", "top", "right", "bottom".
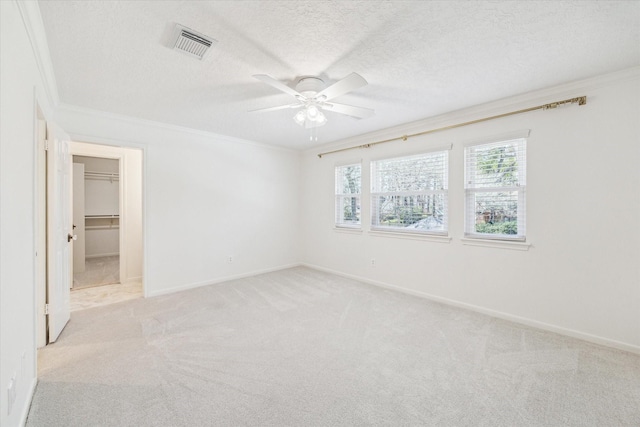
{"left": 85, "top": 215, "right": 119, "bottom": 229}
{"left": 85, "top": 171, "right": 119, "bottom": 182}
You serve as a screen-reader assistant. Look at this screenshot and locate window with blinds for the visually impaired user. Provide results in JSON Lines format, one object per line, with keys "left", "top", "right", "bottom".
{"left": 335, "top": 163, "right": 362, "bottom": 227}
{"left": 371, "top": 151, "right": 448, "bottom": 234}
{"left": 464, "top": 138, "right": 526, "bottom": 240}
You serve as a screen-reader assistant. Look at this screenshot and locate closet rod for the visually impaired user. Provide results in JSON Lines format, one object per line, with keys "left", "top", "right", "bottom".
{"left": 84, "top": 171, "right": 119, "bottom": 183}
{"left": 84, "top": 171, "right": 119, "bottom": 178}
{"left": 85, "top": 171, "right": 118, "bottom": 176}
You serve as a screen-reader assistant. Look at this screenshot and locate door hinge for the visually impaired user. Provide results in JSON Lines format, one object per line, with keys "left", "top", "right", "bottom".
{"left": 44, "top": 304, "right": 49, "bottom": 315}
{"left": 44, "top": 140, "right": 49, "bottom": 151}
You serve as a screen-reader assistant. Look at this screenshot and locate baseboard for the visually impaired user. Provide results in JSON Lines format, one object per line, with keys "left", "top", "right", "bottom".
{"left": 121, "top": 276, "right": 142, "bottom": 285}
{"left": 85, "top": 252, "right": 119, "bottom": 259}
{"left": 19, "top": 378, "right": 37, "bottom": 427}
{"left": 147, "top": 263, "right": 303, "bottom": 298}
{"left": 301, "top": 263, "right": 640, "bottom": 355}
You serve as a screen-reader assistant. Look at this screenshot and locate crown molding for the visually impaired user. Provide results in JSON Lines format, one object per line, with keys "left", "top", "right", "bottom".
{"left": 310, "top": 66, "right": 640, "bottom": 155}
{"left": 15, "top": 0, "right": 59, "bottom": 108}
{"left": 56, "top": 103, "right": 297, "bottom": 154}
{"left": 16, "top": 0, "right": 291, "bottom": 155}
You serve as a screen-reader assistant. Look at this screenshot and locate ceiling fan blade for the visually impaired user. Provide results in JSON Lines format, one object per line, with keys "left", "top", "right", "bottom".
{"left": 315, "top": 72, "right": 368, "bottom": 101}
{"left": 253, "top": 74, "right": 305, "bottom": 99}
{"left": 249, "top": 103, "right": 302, "bottom": 113}
{"left": 322, "top": 102, "right": 374, "bottom": 119}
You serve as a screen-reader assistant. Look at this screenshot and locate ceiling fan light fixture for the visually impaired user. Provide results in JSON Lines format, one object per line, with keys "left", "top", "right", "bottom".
{"left": 315, "top": 110, "right": 327, "bottom": 125}
{"left": 306, "top": 105, "right": 319, "bottom": 119}
{"left": 293, "top": 105, "right": 327, "bottom": 129}
{"left": 293, "top": 110, "right": 306, "bottom": 126}
{"left": 252, "top": 72, "right": 372, "bottom": 138}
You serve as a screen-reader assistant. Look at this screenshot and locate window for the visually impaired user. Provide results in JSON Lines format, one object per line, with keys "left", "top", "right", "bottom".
{"left": 464, "top": 137, "right": 526, "bottom": 240}
{"left": 371, "top": 151, "right": 448, "bottom": 234}
{"left": 335, "top": 163, "right": 361, "bottom": 227}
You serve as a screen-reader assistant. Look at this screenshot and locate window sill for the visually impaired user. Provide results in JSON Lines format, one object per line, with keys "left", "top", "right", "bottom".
{"left": 333, "top": 226, "right": 363, "bottom": 234}
{"left": 461, "top": 238, "right": 531, "bottom": 251}
{"left": 369, "top": 230, "right": 451, "bottom": 243}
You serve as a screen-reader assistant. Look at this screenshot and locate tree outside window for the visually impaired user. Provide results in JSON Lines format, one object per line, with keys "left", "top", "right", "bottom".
{"left": 371, "top": 151, "right": 448, "bottom": 234}
{"left": 465, "top": 138, "right": 526, "bottom": 240}
{"left": 335, "top": 164, "right": 361, "bottom": 227}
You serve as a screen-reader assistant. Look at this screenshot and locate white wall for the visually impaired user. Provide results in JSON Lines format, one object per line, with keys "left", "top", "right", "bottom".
{"left": 73, "top": 155, "right": 118, "bottom": 173}
{"left": 78, "top": 158, "right": 119, "bottom": 217}
{"left": 56, "top": 106, "right": 302, "bottom": 296}
{"left": 0, "top": 2, "right": 55, "bottom": 425}
{"left": 300, "top": 70, "right": 640, "bottom": 352}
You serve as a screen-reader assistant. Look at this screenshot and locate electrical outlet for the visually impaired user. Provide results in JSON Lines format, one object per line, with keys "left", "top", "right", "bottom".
{"left": 370, "top": 259, "right": 376, "bottom": 267}
{"left": 227, "top": 256, "right": 233, "bottom": 264}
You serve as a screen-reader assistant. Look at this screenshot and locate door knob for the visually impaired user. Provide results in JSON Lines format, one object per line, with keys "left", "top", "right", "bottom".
{"left": 67, "top": 233, "right": 77, "bottom": 242}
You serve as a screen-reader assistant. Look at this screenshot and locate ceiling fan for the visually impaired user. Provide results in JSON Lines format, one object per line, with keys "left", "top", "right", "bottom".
{"left": 250, "top": 73, "right": 374, "bottom": 129}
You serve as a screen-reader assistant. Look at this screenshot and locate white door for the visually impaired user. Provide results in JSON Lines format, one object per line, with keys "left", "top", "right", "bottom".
{"left": 46, "top": 123, "right": 73, "bottom": 343}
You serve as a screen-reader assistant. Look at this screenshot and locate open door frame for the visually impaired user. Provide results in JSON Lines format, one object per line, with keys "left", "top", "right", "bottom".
{"left": 68, "top": 141, "right": 144, "bottom": 290}
{"left": 69, "top": 144, "right": 127, "bottom": 284}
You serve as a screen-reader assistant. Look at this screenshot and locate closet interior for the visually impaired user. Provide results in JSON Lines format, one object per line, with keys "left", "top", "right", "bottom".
{"left": 72, "top": 156, "right": 120, "bottom": 289}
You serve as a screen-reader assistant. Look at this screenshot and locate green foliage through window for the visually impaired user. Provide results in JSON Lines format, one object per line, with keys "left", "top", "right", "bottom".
{"left": 465, "top": 138, "right": 526, "bottom": 238}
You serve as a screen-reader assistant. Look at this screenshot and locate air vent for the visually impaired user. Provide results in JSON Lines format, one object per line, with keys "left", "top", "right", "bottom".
{"left": 171, "top": 24, "right": 216, "bottom": 60}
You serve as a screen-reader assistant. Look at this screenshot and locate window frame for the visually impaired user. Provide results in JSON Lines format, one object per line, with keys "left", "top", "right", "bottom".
{"left": 370, "top": 148, "right": 450, "bottom": 236}
{"left": 464, "top": 133, "right": 527, "bottom": 241}
{"left": 334, "top": 162, "right": 362, "bottom": 229}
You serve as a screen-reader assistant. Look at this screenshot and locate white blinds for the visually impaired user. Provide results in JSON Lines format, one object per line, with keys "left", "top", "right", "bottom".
{"left": 335, "top": 163, "right": 361, "bottom": 227}
{"left": 371, "top": 151, "right": 448, "bottom": 233}
{"left": 372, "top": 152, "right": 448, "bottom": 193}
{"left": 464, "top": 138, "right": 526, "bottom": 239}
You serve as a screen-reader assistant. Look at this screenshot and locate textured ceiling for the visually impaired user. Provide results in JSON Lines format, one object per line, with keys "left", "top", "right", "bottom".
{"left": 38, "top": 1, "right": 640, "bottom": 149}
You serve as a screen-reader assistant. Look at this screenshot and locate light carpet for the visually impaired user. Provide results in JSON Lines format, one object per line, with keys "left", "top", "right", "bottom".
{"left": 73, "top": 255, "right": 120, "bottom": 289}
{"left": 28, "top": 267, "right": 640, "bottom": 426}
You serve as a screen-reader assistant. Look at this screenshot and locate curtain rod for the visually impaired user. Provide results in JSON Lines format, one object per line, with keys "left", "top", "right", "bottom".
{"left": 317, "top": 96, "right": 587, "bottom": 158}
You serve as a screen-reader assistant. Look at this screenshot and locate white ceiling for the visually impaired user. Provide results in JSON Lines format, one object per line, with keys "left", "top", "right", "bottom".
{"left": 38, "top": 1, "right": 640, "bottom": 149}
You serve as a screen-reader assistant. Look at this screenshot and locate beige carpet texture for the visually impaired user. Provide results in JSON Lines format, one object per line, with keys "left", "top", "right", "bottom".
{"left": 72, "top": 255, "right": 120, "bottom": 290}
{"left": 28, "top": 267, "right": 640, "bottom": 426}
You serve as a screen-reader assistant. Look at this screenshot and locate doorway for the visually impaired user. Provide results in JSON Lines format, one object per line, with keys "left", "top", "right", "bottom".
{"left": 36, "top": 136, "right": 144, "bottom": 347}
{"left": 72, "top": 155, "right": 121, "bottom": 289}
{"left": 68, "top": 142, "right": 144, "bottom": 312}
